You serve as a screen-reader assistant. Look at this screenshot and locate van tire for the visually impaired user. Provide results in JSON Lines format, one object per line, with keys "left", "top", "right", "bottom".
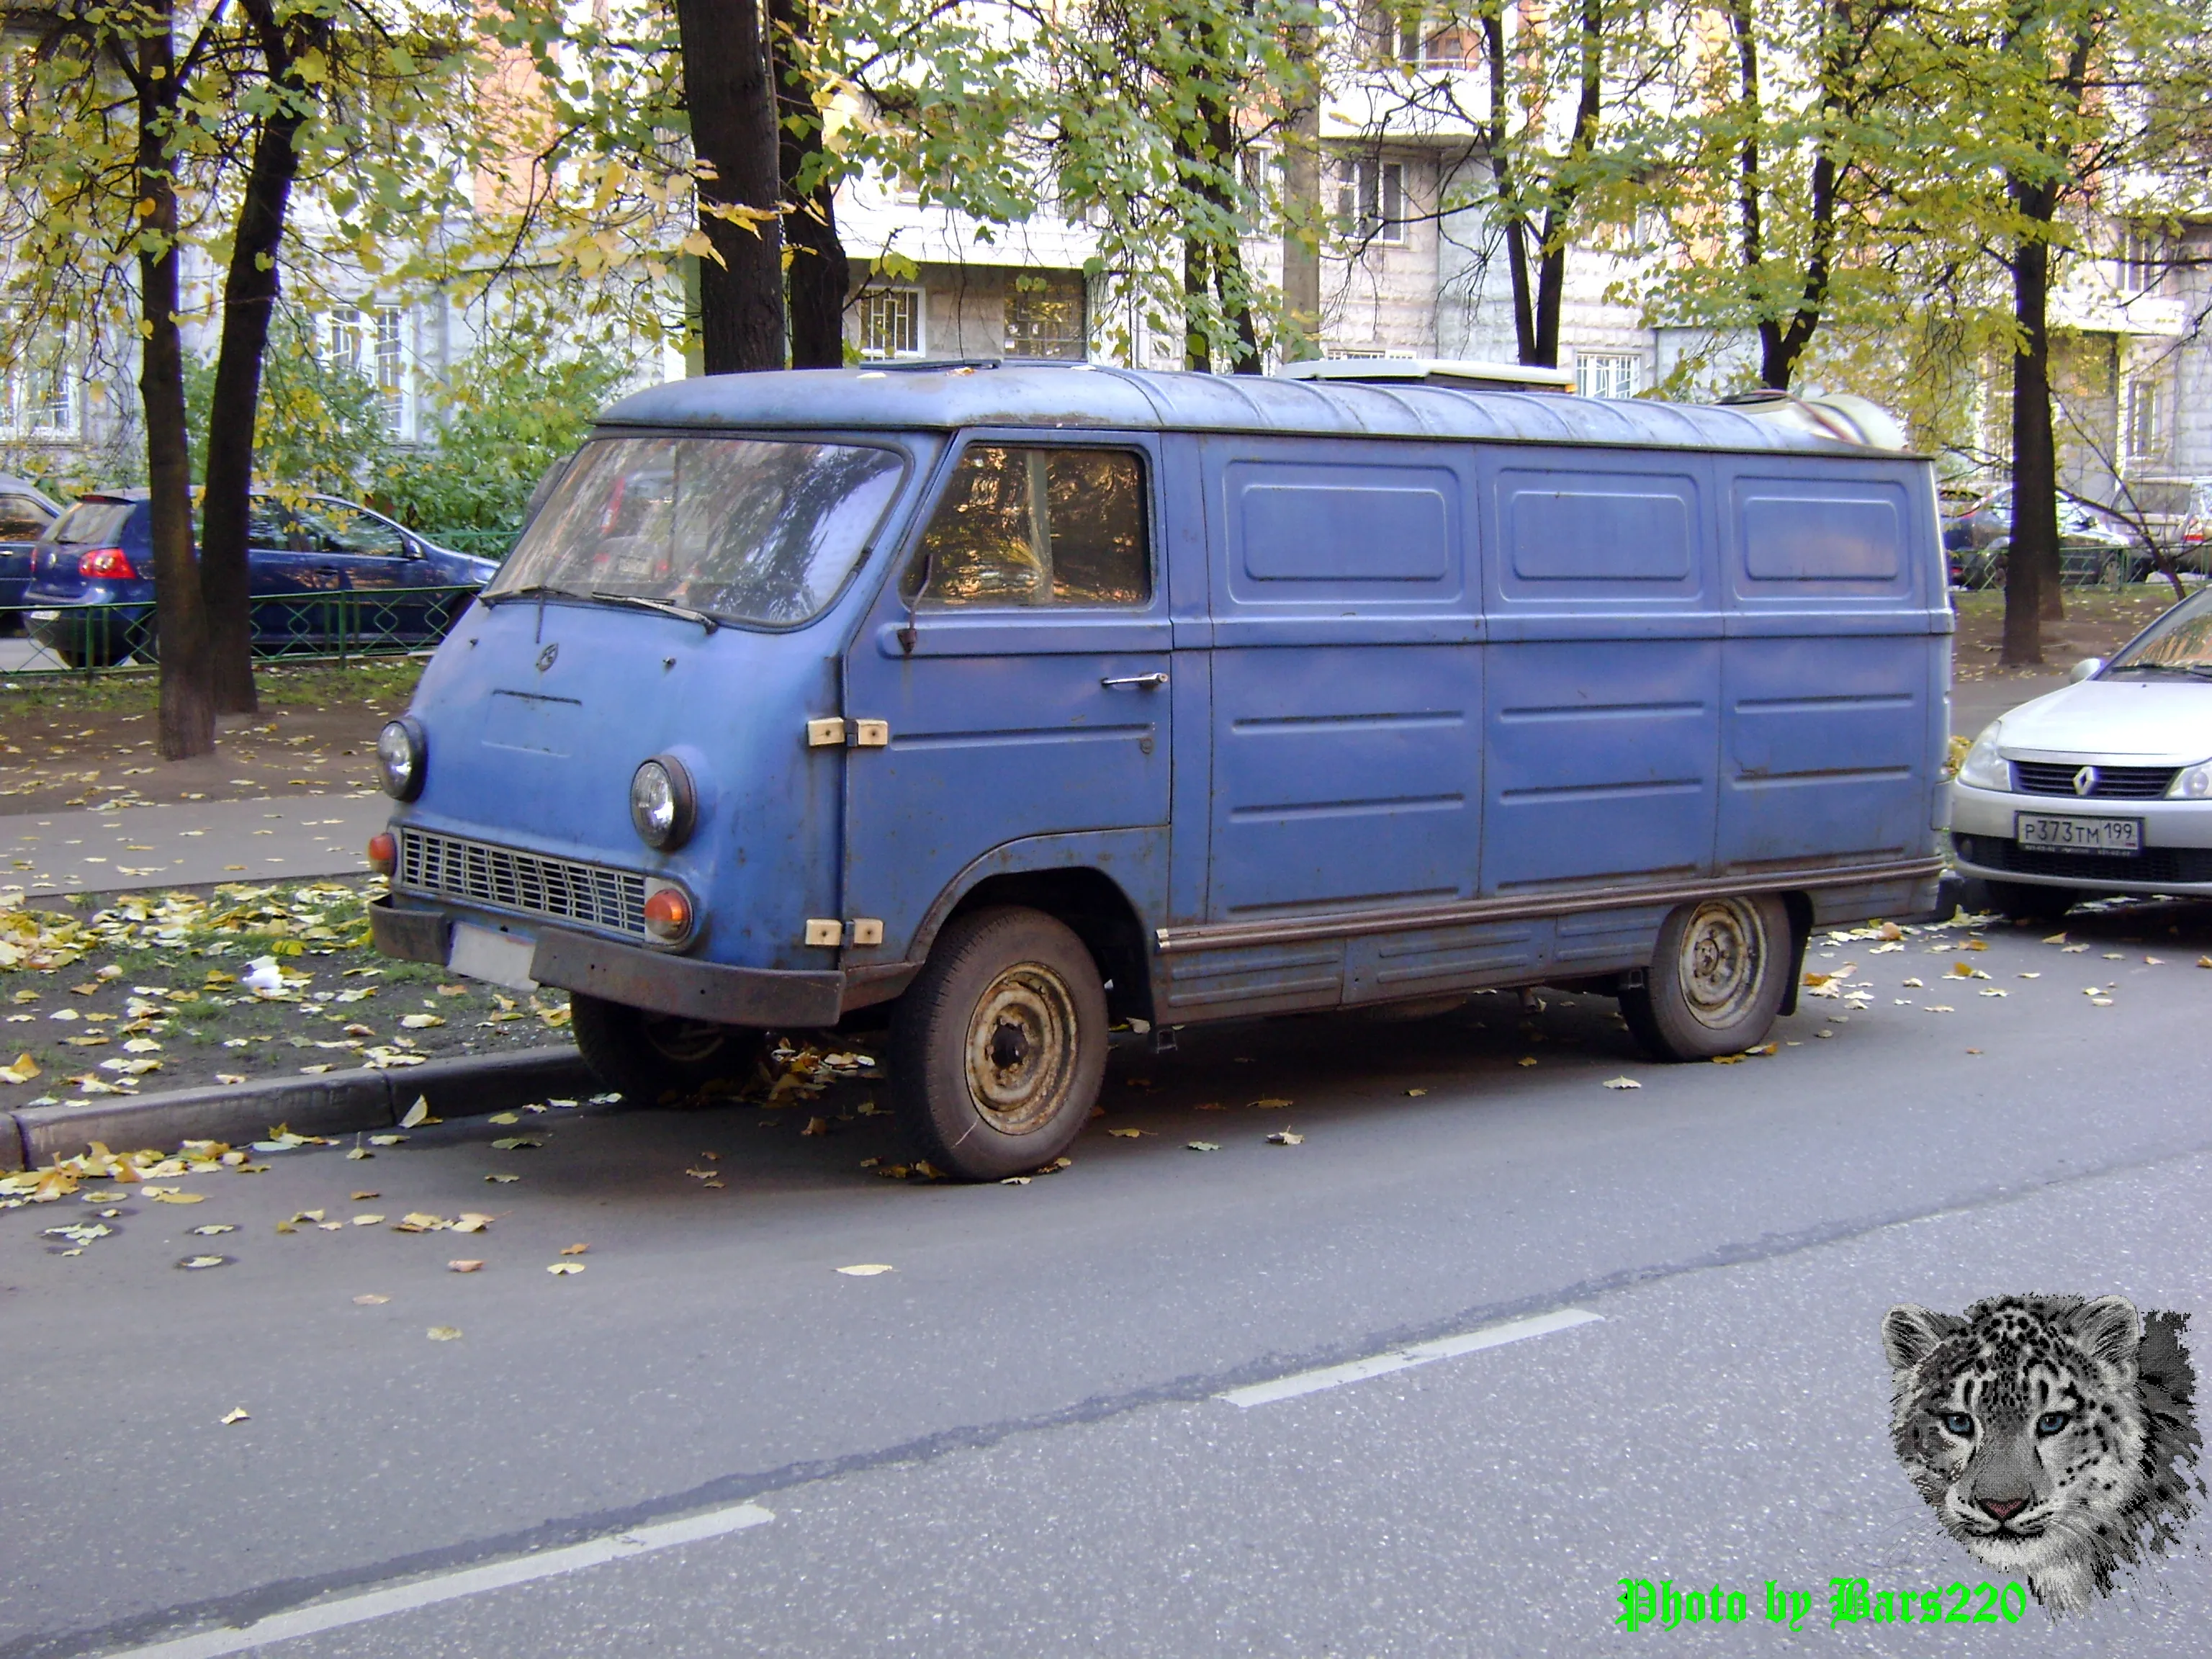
{"left": 1620, "top": 894, "right": 1791, "bottom": 1061}
{"left": 888, "top": 906, "right": 1107, "bottom": 1182}
{"left": 569, "top": 991, "right": 765, "bottom": 1106}
{"left": 1984, "top": 880, "right": 2077, "bottom": 923}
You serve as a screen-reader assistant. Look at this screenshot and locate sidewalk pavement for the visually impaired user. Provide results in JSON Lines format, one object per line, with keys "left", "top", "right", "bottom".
{"left": 0, "top": 792, "right": 385, "bottom": 899}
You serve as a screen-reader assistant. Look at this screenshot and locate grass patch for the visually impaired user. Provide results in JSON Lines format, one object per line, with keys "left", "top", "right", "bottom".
{"left": 0, "top": 657, "right": 427, "bottom": 719}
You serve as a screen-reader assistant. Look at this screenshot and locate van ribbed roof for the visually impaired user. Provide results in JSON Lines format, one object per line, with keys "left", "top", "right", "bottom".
{"left": 597, "top": 364, "right": 1889, "bottom": 456}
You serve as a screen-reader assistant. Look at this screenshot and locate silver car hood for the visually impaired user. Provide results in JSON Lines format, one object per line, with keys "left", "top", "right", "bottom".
{"left": 1993, "top": 678, "right": 2212, "bottom": 763}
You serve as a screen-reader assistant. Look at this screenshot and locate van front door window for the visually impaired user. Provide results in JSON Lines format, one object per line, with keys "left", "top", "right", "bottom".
{"left": 907, "top": 446, "right": 1148, "bottom": 606}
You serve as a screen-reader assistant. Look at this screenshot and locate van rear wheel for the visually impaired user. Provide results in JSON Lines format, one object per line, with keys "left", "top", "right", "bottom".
{"left": 889, "top": 906, "right": 1107, "bottom": 1182}
{"left": 1620, "top": 894, "right": 1790, "bottom": 1061}
{"left": 569, "top": 991, "right": 765, "bottom": 1105}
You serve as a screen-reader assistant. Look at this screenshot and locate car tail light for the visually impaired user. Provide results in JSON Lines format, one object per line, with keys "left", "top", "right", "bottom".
{"left": 642, "top": 885, "right": 693, "bottom": 943}
{"left": 367, "top": 832, "right": 396, "bottom": 877}
{"left": 78, "top": 546, "right": 136, "bottom": 580}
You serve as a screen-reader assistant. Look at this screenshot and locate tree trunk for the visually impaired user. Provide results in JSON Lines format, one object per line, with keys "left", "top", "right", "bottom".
{"left": 1279, "top": 23, "right": 1322, "bottom": 362}
{"left": 1482, "top": 13, "right": 1538, "bottom": 363}
{"left": 770, "top": 0, "right": 848, "bottom": 368}
{"left": 199, "top": 30, "right": 310, "bottom": 716}
{"left": 1201, "top": 99, "right": 1262, "bottom": 372}
{"left": 2002, "top": 231, "right": 2056, "bottom": 665}
{"left": 132, "top": 15, "right": 214, "bottom": 759}
{"left": 675, "top": 0, "right": 786, "bottom": 372}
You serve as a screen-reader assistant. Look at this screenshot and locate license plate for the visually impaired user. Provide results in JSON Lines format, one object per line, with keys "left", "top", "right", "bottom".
{"left": 448, "top": 922, "right": 539, "bottom": 989}
{"left": 2015, "top": 814, "right": 2142, "bottom": 855}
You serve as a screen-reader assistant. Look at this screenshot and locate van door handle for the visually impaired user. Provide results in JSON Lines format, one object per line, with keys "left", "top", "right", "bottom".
{"left": 1101, "top": 672, "right": 1169, "bottom": 690}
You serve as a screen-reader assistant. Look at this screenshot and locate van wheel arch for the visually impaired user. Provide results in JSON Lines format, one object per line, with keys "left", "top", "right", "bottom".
{"left": 918, "top": 868, "right": 1156, "bottom": 1030}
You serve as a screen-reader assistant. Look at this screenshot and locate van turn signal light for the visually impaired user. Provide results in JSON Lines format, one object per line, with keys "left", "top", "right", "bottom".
{"left": 367, "top": 832, "right": 396, "bottom": 877}
{"left": 643, "top": 887, "right": 693, "bottom": 942}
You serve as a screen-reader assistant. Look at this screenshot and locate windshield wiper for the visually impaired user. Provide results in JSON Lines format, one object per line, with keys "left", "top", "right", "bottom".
{"left": 588, "top": 590, "right": 719, "bottom": 633}
{"left": 480, "top": 583, "right": 573, "bottom": 607}
{"left": 2107, "top": 661, "right": 2212, "bottom": 678}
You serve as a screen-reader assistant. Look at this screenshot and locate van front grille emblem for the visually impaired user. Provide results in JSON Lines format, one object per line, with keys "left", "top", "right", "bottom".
{"left": 536, "top": 642, "right": 559, "bottom": 673}
{"left": 2072, "top": 765, "right": 2098, "bottom": 796}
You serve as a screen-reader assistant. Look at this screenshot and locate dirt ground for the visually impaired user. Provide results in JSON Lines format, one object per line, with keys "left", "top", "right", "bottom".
{"left": 1950, "top": 584, "right": 2189, "bottom": 686}
{"left": 0, "top": 660, "right": 420, "bottom": 815}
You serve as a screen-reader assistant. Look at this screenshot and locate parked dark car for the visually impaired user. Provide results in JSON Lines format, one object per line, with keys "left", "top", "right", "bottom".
{"left": 1942, "top": 484, "right": 2153, "bottom": 589}
{"left": 24, "top": 490, "right": 499, "bottom": 666}
{"left": 0, "top": 473, "right": 63, "bottom": 626}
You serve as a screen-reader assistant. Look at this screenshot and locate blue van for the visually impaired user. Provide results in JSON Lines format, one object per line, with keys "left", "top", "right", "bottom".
{"left": 367, "top": 364, "right": 1948, "bottom": 1179}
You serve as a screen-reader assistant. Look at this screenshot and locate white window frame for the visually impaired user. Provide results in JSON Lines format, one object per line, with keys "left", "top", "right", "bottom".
{"left": 2124, "top": 372, "right": 2166, "bottom": 464}
{"left": 857, "top": 287, "right": 925, "bottom": 360}
{"left": 1575, "top": 354, "right": 1641, "bottom": 400}
{"left": 1334, "top": 158, "right": 1406, "bottom": 246}
{"left": 0, "top": 349, "right": 78, "bottom": 440}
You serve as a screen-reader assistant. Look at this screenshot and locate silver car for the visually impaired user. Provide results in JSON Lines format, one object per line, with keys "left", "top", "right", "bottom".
{"left": 1948, "top": 587, "right": 2212, "bottom": 919}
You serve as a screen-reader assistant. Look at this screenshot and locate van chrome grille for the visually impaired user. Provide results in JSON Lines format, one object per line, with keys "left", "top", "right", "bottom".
{"left": 395, "top": 829, "right": 647, "bottom": 938}
{"left": 2012, "top": 760, "right": 2177, "bottom": 799}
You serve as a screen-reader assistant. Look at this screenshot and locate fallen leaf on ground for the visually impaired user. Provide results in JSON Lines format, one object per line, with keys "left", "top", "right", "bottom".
{"left": 1105, "top": 1127, "right": 1149, "bottom": 1138}
{"left": 1925, "top": 1005, "right": 1956, "bottom": 1014}
{"left": 426, "top": 1326, "right": 462, "bottom": 1341}
{"left": 1249, "top": 1097, "right": 1293, "bottom": 1109}
{"left": 368, "top": 1134, "right": 405, "bottom": 1146}
{"left": 399, "top": 1096, "right": 431, "bottom": 1128}
{"left": 2061, "top": 944, "right": 2090, "bottom": 954}
{"left": 400, "top": 1014, "right": 446, "bottom": 1030}
{"left": 1406, "top": 1087, "right": 1427, "bottom": 1097}
{"left": 2198, "top": 956, "right": 2212, "bottom": 969}
{"left": 486, "top": 1112, "right": 519, "bottom": 1125}
{"left": 2146, "top": 956, "right": 2165, "bottom": 966}
{"left": 1602, "top": 1076, "right": 1643, "bottom": 1089}
{"left": 188, "top": 1223, "right": 236, "bottom": 1236}
{"left": 490, "top": 1137, "right": 543, "bottom": 1151}
{"left": 351, "top": 1190, "right": 379, "bottom": 1201}
{"left": 1265, "top": 1130, "right": 1304, "bottom": 1146}
{"left": 1516, "top": 1056, "right": 1537, "bottom": 1067}
{"left": 836, "top": 1264, "right": 894, "bottom": 1276}
{"left": 220, "top": 1408, "right": 249, "bottom": 1425}
{"left": 394, "top": 1213, "right": 448, "bottom": 1232}
{"left": 447, "top": 1260, "right": 483, "bottom": 1273}
{"left": 485, "top": 1173, "right": 519, "bottom": 1184}
{"left": 801, "top": 1117, "right": 830, "bottom": 1136}
{"left": 0, "top": 1053, "right": 39, "bottom": 1084}
{"left": 345, "top": 1147, "right": 373, "bottom": 1161}
{"left": 351, "top": 1214, "right": 385, "bottom": 1226}
{"left": 179, "top": 1254, "right": 226, "bottom": 1269}
{"left": 547, "top": 1262, "right": 585, "bottom": 1275}
{"left": 1186, "top": 1141, "right": 1221, "bottom": 1152}
{"left": 2018, "top": 971, "right": 2041, "bottom": 979}
{"left": 149, "top": 1191, "right": 205, "bottom": 1205}
{"left": 2043, "top": 932, "right": 2068, "bottom": 944}
{"left": 450, "top": 1213, "right": 492, "bottom": 1233}
{"left": 352, "top": 1294, "right": 388, "bottom": 1305}
{"left": 559, "top": 1242, "right": 588, "bottom": 1255}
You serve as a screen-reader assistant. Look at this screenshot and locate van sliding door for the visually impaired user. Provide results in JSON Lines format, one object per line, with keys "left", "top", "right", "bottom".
{"left": 1183, "top": 436, "right": 1482, "bottom": 1012}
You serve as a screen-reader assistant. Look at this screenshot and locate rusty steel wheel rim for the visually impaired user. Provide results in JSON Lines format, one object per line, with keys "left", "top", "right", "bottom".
{"left": 1678, "top": 897, "right": 1766, "bottom": 1030}
{"left": 641, "top": 1014, "right": 729, "bottom": 1065}
{"left": 963, "top": 961, "right": 1079, "bottom": 1136}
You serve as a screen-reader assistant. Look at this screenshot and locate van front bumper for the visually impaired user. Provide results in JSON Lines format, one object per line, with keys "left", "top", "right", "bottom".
{"left": 369, "top": 894, "right": 848, "bottom": 1028}
{"left": 1947, "top": 780, "right": 2212, "bottom": 896}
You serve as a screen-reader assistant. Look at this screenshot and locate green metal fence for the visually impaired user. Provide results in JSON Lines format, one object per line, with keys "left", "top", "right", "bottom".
{"left": 1, "top": 585, "right": 482, "bottom": 678}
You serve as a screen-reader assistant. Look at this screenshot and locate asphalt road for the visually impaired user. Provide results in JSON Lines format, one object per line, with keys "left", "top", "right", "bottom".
{"left": 4, "top": 896, "right": 2209, "bottom": 1657}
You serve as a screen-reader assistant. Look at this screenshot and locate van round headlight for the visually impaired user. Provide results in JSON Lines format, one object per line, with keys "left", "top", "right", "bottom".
{"left": 630, "top": 755, "right": 697, "bottom": 850}
{"left": 377, "top": 717, "right": 426, "bottom": 801}
{"left": 2173, "top": 763, "right": 2212, "bottom": 799}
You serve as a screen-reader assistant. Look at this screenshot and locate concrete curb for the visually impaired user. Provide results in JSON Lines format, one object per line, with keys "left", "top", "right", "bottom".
{"left": 2, "top": 1046, "right": 595, "bottom": 1170}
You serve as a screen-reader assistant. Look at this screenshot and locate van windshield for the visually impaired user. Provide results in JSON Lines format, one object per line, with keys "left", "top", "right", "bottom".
{"left": 486, "top": 436, "right": 904, "bottom": 626}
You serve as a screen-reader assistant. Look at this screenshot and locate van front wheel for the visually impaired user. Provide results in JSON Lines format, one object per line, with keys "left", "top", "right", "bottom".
{"left": 1620, "top": 894, "right": 1790, "bottom": 1061}
{"left": 889, "top": 906, "right": 1108, "bottom": 1182}
{"left": 569, "top": 992, "right": 765, "bottom": 1106}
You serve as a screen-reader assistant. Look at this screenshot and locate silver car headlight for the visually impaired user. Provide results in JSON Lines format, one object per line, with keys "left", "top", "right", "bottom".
{"left": 1956, "top": 724, "right": 2011, "bottom": 792}
{"left": 2172, "top": 762, "right": 2212, "bottom": 800}
{"left": 377, "top": 716, "right": 426, "bottom": 802}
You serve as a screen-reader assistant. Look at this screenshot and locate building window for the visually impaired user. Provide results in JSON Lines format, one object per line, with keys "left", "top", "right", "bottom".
{"left": 2125, "top": 374, "right": 2165, "bottom": 463}
{"left": 1335, "top": 158, "right": 1406, "bottom": 246}
{"left": 856, "top": 288, "right": 924, "bottom": 359}
{"left": 2118, "top": 225, "right": 2173, "bottom": 293}
{"left": 324, "top": 304, "right": 410, "bottom": 436}
{"left": 1576, "top": 354, "right": 1641, "bottom": 400}
{"left": 1004, "top": 273, "right": 1087, "bottom": 361}
{"left": 0, "top": 349, "right": 77, "bottom": 439}
{"left": 375, "top": 307, "right": 406, "bottom": 436}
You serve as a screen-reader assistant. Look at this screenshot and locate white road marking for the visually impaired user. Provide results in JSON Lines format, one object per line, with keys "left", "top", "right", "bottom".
{"left": 100, "top": 1502, "right": 775, "bottom": 1659}
{"left": 1217, "top": 1308, "right": 1603, "bottom": 1408}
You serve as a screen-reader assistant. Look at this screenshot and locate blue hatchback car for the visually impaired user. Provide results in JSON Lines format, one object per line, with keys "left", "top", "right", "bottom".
{"left": 24, "top": 490, "right": 498, "bottom": 666}
{"left": 0, "top": 472, "right": 63, "bottom": 626}
{"left": 367, "top": 363, "right": 1949, "bottom": 1180}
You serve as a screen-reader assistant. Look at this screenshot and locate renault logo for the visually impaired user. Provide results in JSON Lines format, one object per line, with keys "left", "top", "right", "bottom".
{"left": 536, "top": 643, "right": 559, "bottom": 673}
{"left": 2072, "top": 765, "right": 2099, "bottom": 797}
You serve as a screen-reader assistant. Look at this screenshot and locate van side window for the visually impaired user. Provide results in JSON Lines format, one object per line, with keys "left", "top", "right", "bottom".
{"left": 906, "top": 446, "right": 1149, "bottom": 606}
